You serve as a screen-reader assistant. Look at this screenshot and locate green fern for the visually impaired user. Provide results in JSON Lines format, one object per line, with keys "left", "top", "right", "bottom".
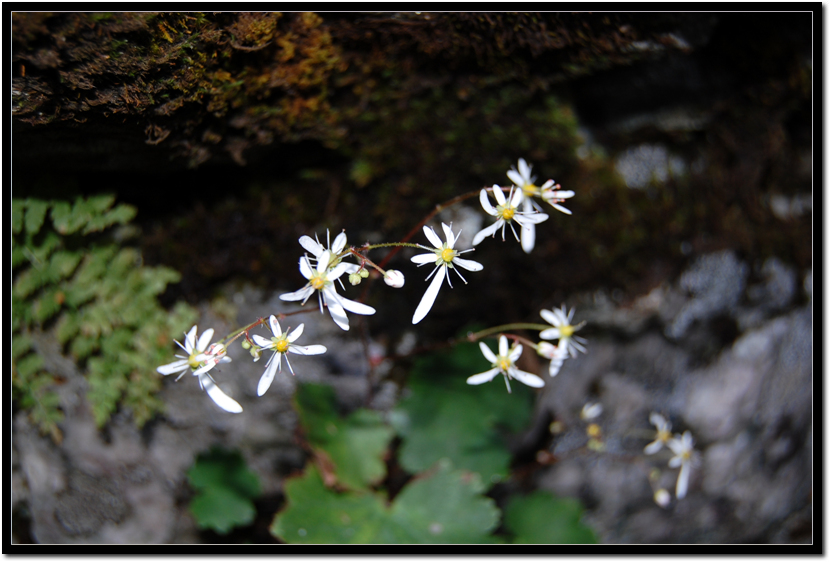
{"left": 12, "top": 196, "right": 197, "bottom": 441}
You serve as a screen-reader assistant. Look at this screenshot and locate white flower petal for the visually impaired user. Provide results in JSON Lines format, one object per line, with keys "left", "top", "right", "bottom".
{"left": 289, "top": 344, "right": 327, "bottom": 356}
{"left": 466, "top": 368, "right": 500, "bottom": 385}
{"left": 472, "top": 221, "right": 503, "bottom": 246}
{"left": 252, "top": 334, "right": 273, "bottom": 348}
{"left": 327, "top": 262, "right": 354, "bottom": 281}
{"left": 323, "top": 294, "right": 350, "bottom": 330}
{"left": 668, "top": 456, "right": 683, "bottom": 469}
{"left": 411, "top": 252, "right": 438, "bottom": 265}
{"left": 452, "top": 257, "right": 483, "bottom": 272}
{"left": 507, "top": 169, "right": 524, "bottom": 186}
{"left": 520, "top": 224, "right": 535, "bottom": 254}
{"left": 441, "top": 223, "right": 456, "bottom": 248}
{"left": 675, "top": 462, "right": 690, "bottom": 499}
{"left": 280, "top": 286, "right": 315, "bottom": 302}
{"left": 518, "top": 158, "right": 531, "bottom": 181}
{"left": 498, "top": 335, "right": 509, "bottom": 357}
{"left": 336, "top": 293, "right": 377, "bottom": 316}
{"left": 257, "top": 353, "right": 280, "bottom": 396}
{"left": 299, "top": 235, "right": 324, "bottom": 257}
{"left": 269, "top": 315, "right": 282, "bottom": 337}
{"left": 539, "top": 328, "right": 560, "bottom": 340}
{"left": 539, "top": 309, "right": 561, "bottom": 326}
{"left": 508, "top": 343, "right": 523, "bottom": 362}
{"left": 509, "top": 187, "right": 524, "bottom": 208}
{"left": 412, "top": 264, "right": 446, "bottom": 324}
{"left": 479, "top": 189, "right": 496, "bottom": 215}
{"left": 644, "top": 440, "right": 664, "bottom": 455}
{"left": 287, "top": 323, "right": 305, "bottom": 342}
{"left": 199, "top": 373, "right": 243, "bottom": 413}
{"left": 299, "top": 257, "right": 314, "bottom": 279}
{"left": 332, "top": 231, "right": 347, "bottom": 254}
{"left": 317, "top": 251, "right": 332, "bottom": 273}
{"left": 184, "top": 325, "right": 198, "bottom": 352}
{"left": 650, "top": 412, "right": 669, "bottom": 429}
{"left": 492, "top": 184, "right": 506, "bottom": 206}
{"left": 510, "top": 368, "right": 545, "bottom": 388}
{"left": 479, "top": 341, "right": 498, "bottom": 364}
{"left": 550, "top": 202, "right": 573, "bottom": 215}
{"left": 423, "top": 225, "right": 443, "bottom": 249}
{"left": 196, "top": 328, "right": 215, "bottom": 352}
{"left": 157, "top": 360, "right": 189, "bottom": 376}
{"left": 515, "top": 212, "right": 549, "bottom": 226}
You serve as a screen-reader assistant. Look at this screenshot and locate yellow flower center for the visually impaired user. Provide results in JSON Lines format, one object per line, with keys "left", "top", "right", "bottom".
{"left": 310, "top": 274, "right": 326, "bottom": 290}
{"left": 188, "top": 353, "right": 202, "bottom": 369}
{"left": 275, "top": 338, "right": 290, "bottom": 353}
{"left": 440, "top": 247, "right": 456, "bottom": 263}
{"left": 559, "top": 325, "right": 574, "bottom": 338}
{"left": 497, "top": 358, "right": 512, "bottom": 371}
{"left": 681, "top": 450, "right": 692, "bottom": 461}
{"left": 523, "top": 183, "right": 540, "bottom": 197}
{"left": 587, "top": 423, "right": 602, "bottom": 438}
{"left": 502, "top": 207, "right": 515, "bottom": 220}
{"left": 657, "top": 429, "right": 671, "bottom": 443}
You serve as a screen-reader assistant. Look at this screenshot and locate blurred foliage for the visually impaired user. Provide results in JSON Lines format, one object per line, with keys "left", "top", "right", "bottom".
{"left": 187, "top": 446, "right": 262, "bottom": 534}
{"left": 503, "top": 491, "right": 597, "bottom": 544}
{"left": 390, "top": 341, "right": 535, "bottom": 484}
{"left": 272, "top": 460, "right": 500, "bottom": 544}
{"left": 295, "top": 384, "right": 394, "bottom": 491}
{"left": 11, "top": 196, "right": 197, "bottom": 441}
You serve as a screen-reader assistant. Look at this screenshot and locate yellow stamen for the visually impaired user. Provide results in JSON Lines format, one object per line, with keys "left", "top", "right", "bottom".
{"left": 497, "top": 358, "right": 511, "bottom": 371}
{"left": 188, "top": 353, "right": 201, "bottom": 369}
{"left": 523, "top": 183, "right": 540, "bottom": 197}
{"left": 587, "top": 423, "right": 602, "bottom": 438}
{"left": 559, "top": 325, "right": 574, "bottom": 338}
{"left": 311, "top": 276, "right": 326, "bottom": 290}
{"left": 275, "top": 339, "right": 289, "bottom": 353}
{"left": 502, "top": 208, "right": 515, "bottom": 220}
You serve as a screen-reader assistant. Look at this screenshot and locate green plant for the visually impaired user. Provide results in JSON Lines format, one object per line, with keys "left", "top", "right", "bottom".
{"left": 11, "top": 196, "right": 197, "bottom": 441}
{"left": 187, "top": 446, "right": 262, "bottom": 534}
{"left": 271, "top": 368, "right": 597, "bottom": 544}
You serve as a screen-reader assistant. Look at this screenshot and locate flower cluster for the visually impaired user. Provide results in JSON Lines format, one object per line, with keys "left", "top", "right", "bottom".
{"left": 644, "top": 413, "right": 700, "bottom": 500}
{"left": 158, "top": 158, "right": 585, "bottom": 411}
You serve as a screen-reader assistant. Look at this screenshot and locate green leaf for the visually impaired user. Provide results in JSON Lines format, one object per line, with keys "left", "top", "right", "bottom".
{"left": 187, "top": 447, "right": 261, "bottom": 498}
{"left": 295, "top": 384, "right": 394, "bottom": 490}
{"left": 14, "top": 352, "right": 44, "bottom": 379}
{"left": 12, "top": 334, "right": 33, "bottom": 360}
{"left": 271, "top": 460, "right": 500, "bottom": 544}
{"left": 187, "top": 447, "right": 262, "bottom": 534}
{"left": 503, "top": 491, "right": 598, "bottom": 544}
{"left": 24, "top": 199, "right": 50, "bottom": 235}
{"left": 392, "top": 342, "right": 535, "bottom": 483}
{"left": 12, "top": 199, "right": 25, "bottom": 234}
{"left": 189, "top": 486, "right": 256, "bottom": 534}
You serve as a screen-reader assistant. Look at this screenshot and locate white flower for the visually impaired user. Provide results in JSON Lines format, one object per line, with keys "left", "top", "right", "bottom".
{"left": 466, "top": 335, "right": 544, "bottom": 393}
{"left": 157, "top": 325, "right": 242, "bottom": 413}
{"left": 537, "top": 341, "right": 568, "bottom": 377}
{"left": 667, "top": 430, "right": 698, "bottom": 499}
{"left": 280, "top": 249, "right": 376, "bottom": 331}
{"left": 644, "top": 412, "right": 673, "bottom": 455}
{"left": 410, "top": 223, "right": 483, "bottom": 324}
{"left": 384, "top": 269, "right": 405, "bottom": 288}
{"left": 507, "top": 157, "right": 575, "bottom": 216}
{"left": 472, "top": 186, "right": 549, "bottom": 253}
{"left": 251, "top": 315, "right": 326, "bottom": 396}
{"left": 539, "top": 305, "right": 587, "bottom": 358}
{"left": 654, "top": 488, "right": 672, "bottom": 508}
{"left": 580, "top": 402, "right": 603, "bottom": 420}
{"left": 298, "top": 229, "right": 351, "bottom": 266}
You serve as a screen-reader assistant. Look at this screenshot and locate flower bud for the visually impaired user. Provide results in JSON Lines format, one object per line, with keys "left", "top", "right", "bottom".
{"left": 241, "top": 340, "right": 251, "bottom": 350}
{"left": 359, "top": 268, "right": 370, "bottom": 279}
{"left": 383, "top": 269, "right": 405, "bottom": 288}
{"left": 654, "top": 488, "right": 671, "bottom": 508}
{"left": 537, "top": 341, "right": 557, "bottom": 359}
{"left": 249, "top": 346, "right": 262, "bottom": 362}
{"left": 348, "top": 272, "right": 362, "bottom": 286}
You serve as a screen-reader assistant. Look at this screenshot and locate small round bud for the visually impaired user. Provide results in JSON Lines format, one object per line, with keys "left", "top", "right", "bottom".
{"left": 580, "top": 402, "right": 603, "bottom": 421}
{"left": 654, "top": 488, "right": 671, "bottom": 508}
{"left": 537, "top": 341, "right": 557, "bottom": 359}
{"left": 249, "top": 346, "right": 262, "bottom": 362}
{"left": 359, "top": 268, "right": 370, "bottom": 279}
{"left": 348, "top": 272, "right": 362, "bottom": 286}
{"left": 241, "top": 340, "right": 251, "bottom": 350}
{"left": 383, "top": 269, "right": 405, "bottom": 288}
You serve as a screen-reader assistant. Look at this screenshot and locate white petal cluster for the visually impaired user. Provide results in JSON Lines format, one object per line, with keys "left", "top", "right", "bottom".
{"left": 280, "top": 230, "right": 376, "bottom": 331}
{"left": 472, "top": 186, "right": 549, "bottom": 253}
{"left": 157, "top": 325, "right": 241, "bottom": 413}
{"left": 467, "top": 335, "right": 544, "bottom": 393}
{"left": 252, "top": 315, "right": 326, "bottom": 396}
{"left": 540, "top": 305, "right": 587, "bottom": 358}
{"left": 667, "top": 430, "right": 698, "bottom": 499}
{"left": 644, "top": 412, "right": 673, "bottom": 455}
{"left": 410, "top": 223, "right": 483, "bottom": 324}
{"left": 507, "top": 157, "right": 575, "bottom": 216}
